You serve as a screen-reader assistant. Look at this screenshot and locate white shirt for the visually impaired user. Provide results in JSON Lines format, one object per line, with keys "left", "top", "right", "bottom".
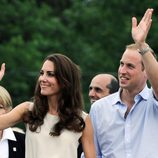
{"left": 0, "top": 128, "right": 16, "bottom": 158}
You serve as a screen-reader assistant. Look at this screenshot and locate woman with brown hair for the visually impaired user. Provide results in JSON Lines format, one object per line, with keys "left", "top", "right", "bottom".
{"left": 0, "top": 53, "right": 96, "bottom": 158}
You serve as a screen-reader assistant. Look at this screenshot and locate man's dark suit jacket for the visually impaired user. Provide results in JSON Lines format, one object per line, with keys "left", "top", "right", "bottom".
{"left": 8, "top": 131, "right": 25, "bottom": 158}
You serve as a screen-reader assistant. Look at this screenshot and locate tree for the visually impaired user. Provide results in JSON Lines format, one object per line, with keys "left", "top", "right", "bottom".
{"left": 0, "top": 0, "right": 158, "bottom": 112}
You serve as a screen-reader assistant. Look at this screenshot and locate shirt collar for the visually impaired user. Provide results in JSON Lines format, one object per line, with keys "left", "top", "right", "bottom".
{"left": 112, "top": 85, "right": 150, "bottom": 105}
{"left": 111, "top": 89, "right": 122, "bottom": 105}
{"left": 138, "top": 84, "right": 150, "bottom": 100}
{"left": 2, "top": 128, "right": 16, "bottom": 141}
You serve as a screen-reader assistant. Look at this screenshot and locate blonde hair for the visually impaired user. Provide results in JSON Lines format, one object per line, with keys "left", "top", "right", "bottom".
{"left": 0, "top": 86, "right": 12, "bottom": 111}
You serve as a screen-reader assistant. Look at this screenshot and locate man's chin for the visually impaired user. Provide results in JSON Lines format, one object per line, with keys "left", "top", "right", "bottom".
{"left": 120, "top": 84, "right": 127, "bottom": 88}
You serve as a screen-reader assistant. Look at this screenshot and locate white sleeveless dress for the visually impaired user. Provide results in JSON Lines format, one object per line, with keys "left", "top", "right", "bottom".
{"left": 25, "top": 111, "right": 87, "bottom": 158}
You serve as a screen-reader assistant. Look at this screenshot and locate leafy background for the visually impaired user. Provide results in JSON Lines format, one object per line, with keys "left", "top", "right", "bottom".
{"left": 0, "top": 0, "right": 158, "bottom": 117}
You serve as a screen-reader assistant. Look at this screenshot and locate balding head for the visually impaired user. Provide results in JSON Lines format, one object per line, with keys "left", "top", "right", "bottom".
{"left": 89, "top": 74, "right": 119, "bottom": 104}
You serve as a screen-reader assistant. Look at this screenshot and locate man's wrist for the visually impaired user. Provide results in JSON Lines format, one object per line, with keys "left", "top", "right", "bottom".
{"left": 137, "top": 43, "right": 153, "bottom": 56}
{"left": 138, "top": 46, "right": 151, "bottom": 56}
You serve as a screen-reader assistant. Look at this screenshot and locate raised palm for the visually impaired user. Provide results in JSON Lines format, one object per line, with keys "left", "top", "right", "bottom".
{"left": 132, "top": 9, "right": 153, "bottom": 43}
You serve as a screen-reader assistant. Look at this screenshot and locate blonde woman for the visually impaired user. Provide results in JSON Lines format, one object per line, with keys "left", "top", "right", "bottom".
{"left": 0, "top": 85, "right": 25, "bottom": 158}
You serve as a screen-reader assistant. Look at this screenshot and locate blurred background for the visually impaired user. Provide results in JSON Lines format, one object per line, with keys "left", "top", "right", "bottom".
{"left": 0, "top": 0, "right": 158, "bottom": 116}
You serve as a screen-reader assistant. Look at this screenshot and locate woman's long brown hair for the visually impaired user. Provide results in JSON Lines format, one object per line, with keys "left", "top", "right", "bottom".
{"left": 23, "top": 53, "right": 85, "bottom": 136}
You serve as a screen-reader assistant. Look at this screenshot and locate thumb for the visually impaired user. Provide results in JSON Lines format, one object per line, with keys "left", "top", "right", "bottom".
{"left": 132, "top": 17, "right": 137, "bottom": 28}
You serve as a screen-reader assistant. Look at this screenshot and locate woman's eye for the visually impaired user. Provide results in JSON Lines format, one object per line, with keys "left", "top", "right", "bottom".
{"left": 39, "top": 70, "right": 56, "bottom": 77}
{"left": 39, "top": 71, "right": 44, "bottom": 76}
{"left": 47, "top": 72, "right": 56, "bottom": 77}
{"left": 0, "top": 105, "right": 4, "bottom": 109}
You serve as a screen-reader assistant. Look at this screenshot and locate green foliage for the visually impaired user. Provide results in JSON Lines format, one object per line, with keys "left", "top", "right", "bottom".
{"left": 0, "top": 0, "right": 158, "bottom": 112}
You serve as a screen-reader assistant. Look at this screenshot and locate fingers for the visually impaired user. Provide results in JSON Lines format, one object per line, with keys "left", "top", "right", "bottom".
{"left": 143, "top": 8, "right": 153, "bottom": 22}
{"left": 132, "top": 8, "right": 153, "bottom": 28}
{"left": 146, "top": 19, "right": 152, "bottom": 34}
{"left": 1, "top": 63, "right": 5, "bottom": 70}
{"left": 1, "top": 63, "right": 5, "bottom": 72}
{"left": 0, "top": 63, "right": 5, "bottom": 81}
{"left": 141, "top": 8, "right": 153, "bottom": 30}
{"left": 131, "top": 8, "right": 153, "bottom": 44}
{"left": 142, "top": 9, "right": 153, "bottom": 36}
{"left": 132, "top": 17, "right": 137, "bottom": 28}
